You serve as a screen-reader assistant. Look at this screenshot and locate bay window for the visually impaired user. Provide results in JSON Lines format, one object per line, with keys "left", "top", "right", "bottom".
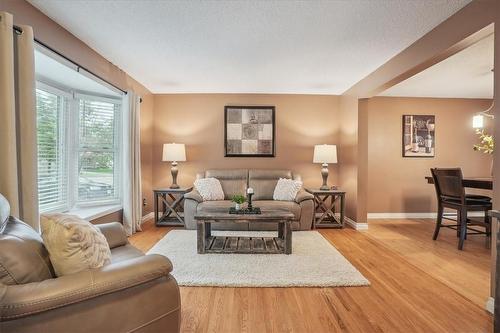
{"left": 36, "top": 85, "right": 122, "bottom": 213}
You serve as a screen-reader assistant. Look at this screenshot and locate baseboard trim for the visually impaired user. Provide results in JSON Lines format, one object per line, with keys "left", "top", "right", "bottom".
{"left": 486, "top": 297, "right": 494, "bottom": 314}
{"left": 367, "top": 212, "right": 485, "bottom": 219}
{"left": 141, "top": 212, "right": 154, "bottom": 223}
{"left": 345, "top": 217, "right": 369, "bottom": 230}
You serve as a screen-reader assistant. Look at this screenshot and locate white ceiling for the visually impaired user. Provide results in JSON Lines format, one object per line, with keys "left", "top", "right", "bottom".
{"left": 380, "top": 34, "right": 494, "bottom": 99}
{"left": 29, "top": 0, "right": 471, "bottom": 94}
{"left": 35, "top": 48, "right": 122, "bottom": 97}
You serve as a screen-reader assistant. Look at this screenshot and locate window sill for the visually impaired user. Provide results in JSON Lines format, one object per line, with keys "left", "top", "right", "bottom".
{"left": 67, "top": 204, "right": 122, "bottom": 221}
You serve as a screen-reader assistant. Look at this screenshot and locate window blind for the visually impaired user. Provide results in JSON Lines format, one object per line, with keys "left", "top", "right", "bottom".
{"left": 77, "top": 98, "right": 121, "bottom": 203}
{"left": 36, "top": 88, "right": 68, "bottom": 212}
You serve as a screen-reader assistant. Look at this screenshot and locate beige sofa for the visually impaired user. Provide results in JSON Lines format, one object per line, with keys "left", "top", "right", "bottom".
{"left": 0, "top": 194, "right": 181, "bottom": 333}
{"left": 184, "top": 169, "right": 314, "bottom": 231}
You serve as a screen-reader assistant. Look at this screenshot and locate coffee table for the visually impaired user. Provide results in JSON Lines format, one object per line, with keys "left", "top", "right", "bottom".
{"left": 194, "top": 209, "right": 294, "bottom": 254}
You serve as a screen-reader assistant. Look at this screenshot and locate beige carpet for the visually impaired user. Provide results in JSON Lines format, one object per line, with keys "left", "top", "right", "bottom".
{"left": 147, "top": 230, "right": 369, "bottom": 287}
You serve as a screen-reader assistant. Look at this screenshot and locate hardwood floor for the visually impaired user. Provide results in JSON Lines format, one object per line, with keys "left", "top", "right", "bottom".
{"left": 365, "top": 218, "right": 491, "bottom": 309}
{"left": 129, "top": 219, "right": 492, "bottom": 333}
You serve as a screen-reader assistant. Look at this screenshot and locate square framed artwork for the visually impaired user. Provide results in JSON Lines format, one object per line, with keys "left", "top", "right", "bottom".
{"left": 402, "top": 115, "right": 435, "bottom": 158}
{"left": 224, "top": 106, "right": 275, "bottom": 157}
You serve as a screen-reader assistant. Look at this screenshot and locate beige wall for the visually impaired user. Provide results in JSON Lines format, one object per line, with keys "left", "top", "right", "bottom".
{"left": 366, "top": 97, "right": 493, "bottom": 213}
{"left": 338, "top": 95, "right": 361, "bottom": 221}
{"left": 152, "top": 94, "right": 340, "bottom": 191}
{"left": 339, "top": 0, "right": 497, "bottom": 225}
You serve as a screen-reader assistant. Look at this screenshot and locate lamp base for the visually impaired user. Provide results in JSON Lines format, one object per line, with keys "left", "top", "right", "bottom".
{"left": 170, "top": 162, "right": 180, "bottom": 189}
{"left": 320, "top": 163, "right": 329, "bottom": 190}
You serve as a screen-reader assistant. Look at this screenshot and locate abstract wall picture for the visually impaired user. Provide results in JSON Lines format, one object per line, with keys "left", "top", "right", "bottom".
{"left": 402, "top": 115, "right": 435, "bottom": 158}
{"left": 225, "top": 106, "right": 275, "bottom": 157}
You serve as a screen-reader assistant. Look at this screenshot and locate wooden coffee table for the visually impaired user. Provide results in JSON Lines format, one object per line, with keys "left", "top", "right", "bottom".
{"left": 194, "top": 209, "right": 294, "bottom": 255}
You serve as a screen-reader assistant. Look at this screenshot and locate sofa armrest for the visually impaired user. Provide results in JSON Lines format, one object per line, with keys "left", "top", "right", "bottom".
{"left": 184, "top": 188, "right": 203, "bottom": 203}
{"left": 295, "top": 189, "right": 314, "bottom": 203}
{"left": 0, "top": 254, "right": 173, "bottom": 321}
{"left": 95, "top": 222, "right": 128, "bottom": 249}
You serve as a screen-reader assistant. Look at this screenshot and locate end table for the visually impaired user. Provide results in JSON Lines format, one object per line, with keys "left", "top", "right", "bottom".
{"left": 153, "top": 187, "right": 192, "bottom": 227}
{"left": 306, "top": 189, "right": 346, "bottom": 229}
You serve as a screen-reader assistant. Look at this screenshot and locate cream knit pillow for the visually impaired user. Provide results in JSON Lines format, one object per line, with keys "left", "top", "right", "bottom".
{"left": 40, "top": 213, "right": 112, "bottom": 277}
{"left": 273, "top": 178, "right": 303, "bottom": 201}
{"left": 194, "top": 177, "right": 225, "bottom": 201}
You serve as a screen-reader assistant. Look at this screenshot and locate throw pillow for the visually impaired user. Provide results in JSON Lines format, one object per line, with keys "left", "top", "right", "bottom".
{"left": 40, "top": 213, "right": 112, "bottom": 277}
{"left": 273, "top": 178, "right": 303, "bottom": 201}
{"left": 194, "top": 177, "right": 225, "bottom": 201}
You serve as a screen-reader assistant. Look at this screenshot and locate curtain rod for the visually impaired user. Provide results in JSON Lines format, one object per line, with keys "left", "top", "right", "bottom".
{"left": 13, "top": 25, "right": 127, "bottom": 95}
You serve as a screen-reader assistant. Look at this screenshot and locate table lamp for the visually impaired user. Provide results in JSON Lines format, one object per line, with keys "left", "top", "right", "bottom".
{"left": 162, "top": 143, "right": 186, "bottom": 189}
{"left": 313, "top": 144, "right": 337, "bottom": 190}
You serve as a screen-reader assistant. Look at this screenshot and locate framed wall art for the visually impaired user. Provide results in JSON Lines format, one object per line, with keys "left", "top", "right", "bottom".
{"left": 224, "top": 105, "right": 275, "bottom": 157}
{"left": 402, "top": 114, "right": 435, "bottom": 158}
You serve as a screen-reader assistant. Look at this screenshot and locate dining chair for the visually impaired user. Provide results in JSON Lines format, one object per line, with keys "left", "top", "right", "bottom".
{"left": 430, "top": 168, "right": 492, "bottom": 250}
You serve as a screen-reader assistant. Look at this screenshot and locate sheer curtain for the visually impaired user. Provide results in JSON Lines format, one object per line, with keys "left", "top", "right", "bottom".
{"left": 0, "top": 12, "right": 39, "bottom": 231}
{"left": 122, "top": 91, "right": 142, "bottom": 235}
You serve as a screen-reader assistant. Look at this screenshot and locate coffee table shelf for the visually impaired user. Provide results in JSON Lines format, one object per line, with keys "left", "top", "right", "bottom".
{"left": 204, "top": 236, "right": 285, "bottom": 254}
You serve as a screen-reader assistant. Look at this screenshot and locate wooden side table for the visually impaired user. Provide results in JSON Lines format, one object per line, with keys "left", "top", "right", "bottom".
{"left": 306, "top": 189, "right": 346, "bottom": 229}
{"left": 153, "top": 187, "right": 192, "bottom": 227}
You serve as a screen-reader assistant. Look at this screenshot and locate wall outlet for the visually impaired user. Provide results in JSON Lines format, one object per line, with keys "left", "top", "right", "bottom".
{"left": 143, "top": 198, "right": 147, "bottom": 206}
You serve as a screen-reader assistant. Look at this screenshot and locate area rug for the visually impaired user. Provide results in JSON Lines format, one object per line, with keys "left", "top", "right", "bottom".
{"left": 147, "top": 230, "right": 370, "bottom": 287}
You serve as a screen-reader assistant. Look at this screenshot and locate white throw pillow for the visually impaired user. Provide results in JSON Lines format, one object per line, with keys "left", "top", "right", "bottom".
{"left": 194, "top": 177, "right": 225, "bottom": 201}
{"left": 40, "top": 213, "right": 112, "bottom": 277}
{"left": 273, "top": 178, "right": 303, "bottom": 201}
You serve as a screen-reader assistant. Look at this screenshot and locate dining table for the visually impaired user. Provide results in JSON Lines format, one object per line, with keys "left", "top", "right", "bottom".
{"left": 425, "top": 176, "right": 493, "bottom": 190}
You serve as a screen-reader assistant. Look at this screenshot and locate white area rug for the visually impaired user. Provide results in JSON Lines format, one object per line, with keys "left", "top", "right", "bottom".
{"left": 147, "top": 230, "right": 370, "bottom": 287}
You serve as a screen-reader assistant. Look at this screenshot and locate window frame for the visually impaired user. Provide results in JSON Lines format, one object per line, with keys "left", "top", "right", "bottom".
{"left": 35, "top": 81, "right": 72, "bottom": 213}
{"left": 35, "top": 79, "right": 123, "bottom": 213}
{"left": 73, "top": 93, "right": 122, "bottom": 207}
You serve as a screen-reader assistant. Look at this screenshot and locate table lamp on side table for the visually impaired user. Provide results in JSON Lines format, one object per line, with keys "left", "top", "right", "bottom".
{"left": 162, "top": 143, "right": 186, "bottom": 189}
{"left": 313, "top": 144, "right": 337, "bottom": 190}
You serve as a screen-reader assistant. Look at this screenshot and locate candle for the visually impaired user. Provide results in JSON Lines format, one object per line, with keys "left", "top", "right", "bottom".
{"left": 247, "top": 187, "right": 254, "bottom": 194}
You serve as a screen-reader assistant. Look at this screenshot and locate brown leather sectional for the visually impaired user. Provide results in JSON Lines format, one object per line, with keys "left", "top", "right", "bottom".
{"left": 0, "top": 194, "right": 181, "bottom": 333}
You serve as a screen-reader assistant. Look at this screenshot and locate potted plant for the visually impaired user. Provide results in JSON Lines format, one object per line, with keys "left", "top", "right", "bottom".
{"left": 232, "top": 194, "right": 246, "bottom": 211}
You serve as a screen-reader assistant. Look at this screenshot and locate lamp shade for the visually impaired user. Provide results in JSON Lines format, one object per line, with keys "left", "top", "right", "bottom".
{"left": 313, "top": 144, "right": 337, "bottom": 164}
{"left": 162, "top": 143, "right": 186, "bottom": 162}
{"left": 472, "top": 115, "right": 484, "bottom": 129}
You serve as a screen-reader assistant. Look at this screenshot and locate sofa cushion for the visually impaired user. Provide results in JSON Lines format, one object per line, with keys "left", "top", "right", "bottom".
{"left": 249, "top": 169, "right": 292, "bottom": 200}
{"left": 206, "top": 169, "right": 248, "bottom": 200}
{"left": 41, "top": 214, "right": 112, "bottom": 277}
{"left": 197, "top": 200, "right": 234, "bottom": 213}
{"left": 194, "top": 177, "right": 225, "bottom": 201}
{"left": 255, "top": 200, "right": 301, "bottom": 220}
{"left": 110, "top": 244, "right": 144, "bottom": 264}
{"left": 0, "top": 217, "right": 55, "bottom": 285}
{"left": 273, "top": 178, "right": 303, "bottom": 201}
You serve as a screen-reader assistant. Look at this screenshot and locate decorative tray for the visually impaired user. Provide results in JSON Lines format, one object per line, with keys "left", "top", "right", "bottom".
{"left": 228, "top": 207, "right": 262, "bottom": 215}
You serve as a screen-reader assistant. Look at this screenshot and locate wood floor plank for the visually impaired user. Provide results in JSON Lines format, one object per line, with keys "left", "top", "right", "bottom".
{"left": 129, "top": 218, "right": 492, "bottom": 333}
{"left": 365, "top": 218, "right": 490, "bottom": 308}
